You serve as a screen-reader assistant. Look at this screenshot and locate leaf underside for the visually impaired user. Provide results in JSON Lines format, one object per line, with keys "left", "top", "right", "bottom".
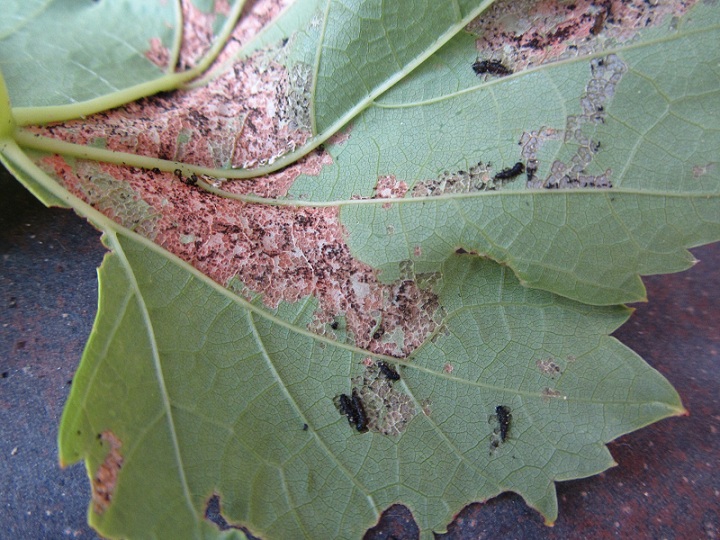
{"left": 1, "top": 0, "right": 716, "bottom": 538}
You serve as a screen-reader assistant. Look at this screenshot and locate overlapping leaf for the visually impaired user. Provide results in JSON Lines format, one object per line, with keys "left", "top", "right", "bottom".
{"left": 289, "top": 7, "right": 720, "bottom": 304}
{"left": 0, "top": 0, "right": 716, "bottom": 538}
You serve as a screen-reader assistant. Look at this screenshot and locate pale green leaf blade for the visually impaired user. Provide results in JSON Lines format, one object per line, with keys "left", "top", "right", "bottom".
{"left": 310, "top": 0, "right": 493, "bottom": 134}
{"left": 2, "top": 0, "right": 253, "bottom": 125}
{"left": 0, "top": 0, "right": 179, "bottom": 107}
{"left": 54, "top": 223, "right": 683, "bottom": 538}
{"left": 291, "top": 1, "right": 720, "bottom": 305}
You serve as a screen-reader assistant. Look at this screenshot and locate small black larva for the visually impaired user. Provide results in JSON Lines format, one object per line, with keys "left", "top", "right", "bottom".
{"left": 494, "top": 162, "right": 525, "bottom": 181}
{"left": 377, "top": 361, "right": 400, "bottom": 382}
{"left": 495, "top": 405, "right": 512, "bottom": 442}
{"left": 472, "top": 59, "right": 513, "bottom": 77}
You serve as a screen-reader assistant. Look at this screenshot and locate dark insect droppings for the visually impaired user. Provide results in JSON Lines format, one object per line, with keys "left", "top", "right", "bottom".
{"left": 377, "top": 361, "right": 400, "bottom": 381}
{"left": 526, "top": 160, "right": 538, "bottom": 183}
{"left": 495, "top": 405, "right": 512, "bottom": 442}
{"left": 472, "top": 59, "right": 513, "bottom": 77}
{"left": 494, "top": 162, "right": 525, "bottom": 181}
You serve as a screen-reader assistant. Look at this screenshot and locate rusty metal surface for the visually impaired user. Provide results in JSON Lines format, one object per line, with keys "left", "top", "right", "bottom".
{"left": 1, "top": 166, "right": 718, "bottom": 539}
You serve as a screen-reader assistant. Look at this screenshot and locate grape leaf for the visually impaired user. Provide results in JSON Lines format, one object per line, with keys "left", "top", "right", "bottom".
{"left": 292, "top": 4, "right": 720, "bottom": 305}
{"left": 0, "top": 0, "right": 716, "bottom": 538}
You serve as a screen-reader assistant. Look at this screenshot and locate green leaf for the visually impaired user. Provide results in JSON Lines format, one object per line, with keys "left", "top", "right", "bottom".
{"left": 0, "top": 0, "right": 715, "bottom": 538}
{"left": 291, "top": 7, "right": 720, "bottom": 304}
{"left": 308, "top": 0, "right": 493, "bottom": 134}
{"left": 0, "top": 0, "right": 178, "bottom": 107}
{"left": 2, "top": 0, "right": 250, "bottom": 124}
{"left": 55, "top": 224, "right": 681, "bottom": 538}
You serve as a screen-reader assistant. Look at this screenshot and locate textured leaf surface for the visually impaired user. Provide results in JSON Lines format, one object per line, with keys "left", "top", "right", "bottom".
{"left": 2, "top": 138, "right": 685, "bottom": 537}
{"left": 53, "top": 225, "right": 680, "bottom": 538}
{"left": 0, "top": 0, "right": 178, "bottom": 107}
{"left": 0, "top": 0, "right": 715, "bottom": 538}
{"left": 291, "top": 5, "right": 720, "bottom": 304}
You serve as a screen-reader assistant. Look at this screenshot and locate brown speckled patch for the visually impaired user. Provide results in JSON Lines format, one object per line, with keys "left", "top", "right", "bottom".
{"left": 352, "top": 362, "right": 416, "bottom": 436}
{"left": 374, "top": 175, "right": 408, "bottom": 209}
{"left": 31, "top": 44, "right": 310, "bottom": 170}
{"left": 42, "top": 146, "right": 443, "bottom": 357}
{"left": 145, "top": 37, "right": 171, "bottom": 70}
{"left": 211, "top": 0, "right": 293, "bottom": 68}
{"left": 178, "top": 0, "right": 292, "bottom": 72}
{"left": 542, "top": 387, "right": 565, "bottom": 400}
{"left": 691, "top": 163, "right": 716, "bottom": 178}
{"left": 410, "top": 161, "right": 522, "bottom": 196}
{"left": 468, "top": 0, "right": 697, "bottom": 72}
{"left": 177, "top": 0, "right": 222, "bottom": 71}
{"left": 92, "top": 431, "right": 123, "bottom": 515}
{"left": 536, "top": 357, "right": 562, "bottom": 377}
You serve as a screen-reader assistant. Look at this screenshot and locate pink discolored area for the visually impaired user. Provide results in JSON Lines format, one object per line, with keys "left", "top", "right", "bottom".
{"left": 41, "top": 151, "right": 442, "bottom": 359}
{"left": 374, "top": 175, "right": 409, "bottom": 200}
{"left": 30, "top": 47, "right": 310, "bottom": 171}
{"left": 469, "top": 0, "right": 698, "bottom": 72}
{"left": 374, "top": 175, "right": 409, "bottom": 210}
{"left": 211, "top": 0, "right": 294, "bottom": 68}
{"left": 91, "top": 432, "right": 123, "bottom": 515}
{"left": 28, "top": 0, "right": 446, "bottom": 363}
{"left": 177, "top": 1, "right": 220, "bottom": 71}
{"left": 145, "top": 37, "right": 171, "bottom": 70}
{"left": 176, "top": 0, "right": 291, "bottom": 71}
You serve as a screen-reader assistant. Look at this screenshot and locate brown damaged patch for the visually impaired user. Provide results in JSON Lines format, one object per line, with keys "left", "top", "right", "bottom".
{"left": 145, "top": 0, "right": 287, "bottom": 73}
{"left": 524, "top": 54, "right": 627, "bottom": 189}
{"left": 92, "top": 431, "right": 123, "bottom": 515}
{"left": 178, "top": 0, "right": 292, "bottom": 72}
{"left": 352, "top": 362, "right": 416, "bottom": 436}
{"left": 374, "top": 175, "right": 409, "bottom": 209}
{"left": 145, "top": 37, "right": 171, "bottom": 70}
{"left": 536, "top": 357, "right": 562, "bottom": 378}
{"left": 31, "top": 0, "right": 443, "bottom": 361}
{"left": 40, "top": 156, "right": 161, "bottom": 238}
{"left": 542, "top": 387, "right": 567, "bottom": 401}
{"left": 43, "top": 151, "right": 442, "bottom": 358}
{"left": 374, "top": 175, "right": 409, "bottom": 199}
{"left": 211, "top": 0, "right": 293, "bottom": 69}
{"left": 411, "top": 161, "right": 524, "bottom": 197}
{"left": 468, "top": 0, "right": 697, "bottom": 73}
{"left": 30, "top": 46, "right": 310, "bottom": 171}
{"left": 177, "top": 0, "right": 222, "bottom": 71}
{"left": 691, "top": 163, "right": 716, "bottom": 178}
